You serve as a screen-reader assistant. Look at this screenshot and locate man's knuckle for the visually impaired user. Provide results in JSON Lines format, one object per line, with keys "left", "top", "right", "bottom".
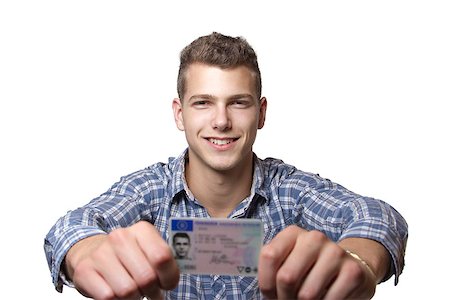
{"left": 298, "top": 287, "right": 317, "bottom": 300}
{"left": 346, "top": 260, "right": 365, "bottom": 281}
{"left": 136, "top": 268, "right": 157, "bottom": 287}
{"left": 260, "top": 246, "right": 279, "bottom": 263}
{"left": 72, "top": 258, "right": 93, "bottom": 280}
{"left": 286, "top": 225, "right": 300, "bottom": 233}
{"left": 152, "top": 245, "right": 173, "bottom": 266}
{"left": 307, "top": 230, "right": 327, "bottom": 243}
{"left": 108, "top": 228, "right": 128, "bottom": 244}
{"left": 133, "top": 220, "right": 147, "bottom": 231}
{"left": 95, "top": 291, "right": 115, "bottom": 300}
{"left": 115, "top": 281, "right": 138, "bottom": 298}
{"left": 328, "top": 244, "right": 346, "bottom": 259}
{"left": 276, "top": 270, "right": 297, "bottom": 287}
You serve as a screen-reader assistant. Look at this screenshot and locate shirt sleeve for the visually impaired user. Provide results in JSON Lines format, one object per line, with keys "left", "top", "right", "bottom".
{"left": 292, "top": 173, "right": 408, "bottom": 285}
{"left": 43, "top": 173, "right": 149, "bottom": 292}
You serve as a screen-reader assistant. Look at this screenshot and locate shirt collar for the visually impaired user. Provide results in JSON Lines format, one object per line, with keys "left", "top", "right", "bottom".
{"left": 169, "top": 149, "right": 189, "bottom": 200}
{"left": 251, "top": 153, "right": 269, "bottom": 201}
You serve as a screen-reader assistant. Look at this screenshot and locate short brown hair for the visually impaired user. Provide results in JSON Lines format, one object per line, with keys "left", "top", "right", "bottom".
{"left": 177, "top": 32, "right": 261, "bottom": 100}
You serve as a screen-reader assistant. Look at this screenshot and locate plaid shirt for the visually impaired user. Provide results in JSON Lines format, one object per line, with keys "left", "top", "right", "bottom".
{"left": 44, "top": 150, "right": 408, "bottom": 299}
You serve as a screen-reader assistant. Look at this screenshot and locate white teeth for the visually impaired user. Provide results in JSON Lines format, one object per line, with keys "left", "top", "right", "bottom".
{"left": 209, "top": 138, "right": 233, "bottom": 145}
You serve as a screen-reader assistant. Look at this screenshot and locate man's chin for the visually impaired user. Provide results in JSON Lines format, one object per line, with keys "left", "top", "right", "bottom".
{"left": 209, "top": 163, "right": 237, "bottom": 172}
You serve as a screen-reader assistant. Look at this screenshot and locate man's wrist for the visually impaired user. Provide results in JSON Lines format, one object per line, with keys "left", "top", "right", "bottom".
{"left": 345, "top": 249, "right": 377, "bottom": 280}
{"left": 338, "top": 237, "right": 391, "bottom": 283}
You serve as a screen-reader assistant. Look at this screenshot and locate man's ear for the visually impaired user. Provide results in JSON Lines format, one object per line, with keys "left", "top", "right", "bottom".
{"left": 258, "top": 97, "right": 267, "bottom": 129}
{"left": 172, "top": 98, "right": 185, "bottom": 131}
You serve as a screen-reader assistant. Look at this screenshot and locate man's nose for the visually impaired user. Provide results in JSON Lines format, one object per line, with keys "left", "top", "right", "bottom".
{"left": 212, "top": 105, "right": 231, "bottom": 131}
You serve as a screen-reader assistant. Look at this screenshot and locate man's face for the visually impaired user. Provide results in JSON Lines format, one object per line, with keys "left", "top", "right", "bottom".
{"left": 174, "top": 236, "right": 190, "bottom": 258}
{"left": 173, "top": 63, "right": 267, "bottom": 173}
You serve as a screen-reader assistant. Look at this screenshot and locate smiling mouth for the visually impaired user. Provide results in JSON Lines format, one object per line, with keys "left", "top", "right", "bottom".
{"left": 208, "top": 138, "right": 237, "bottom": 145}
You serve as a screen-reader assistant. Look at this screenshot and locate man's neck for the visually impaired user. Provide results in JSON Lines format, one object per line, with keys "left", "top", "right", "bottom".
{"left": 185, "top": 154, "right": 254, "bottom": 218}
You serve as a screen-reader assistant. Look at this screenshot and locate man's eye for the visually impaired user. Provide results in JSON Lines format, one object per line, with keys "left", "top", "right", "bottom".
{"left": 194, "top": 101, "right": 208, "bottom": 106}
{"left": 232, "top": 100, "right": 249, "bottom": 107}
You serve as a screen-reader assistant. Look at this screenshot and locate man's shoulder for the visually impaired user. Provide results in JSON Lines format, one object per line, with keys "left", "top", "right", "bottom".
{"left": 116, "top": 152, "right": 185, "bottom": 187}
{"left": 257, "top": 156, "right": 297, "bottom": 177}
{"left": 142, "top": 153, "right": 184, "bottom": 180}
{"left": 256, "top": 156, "right": 323, "bottom": 187}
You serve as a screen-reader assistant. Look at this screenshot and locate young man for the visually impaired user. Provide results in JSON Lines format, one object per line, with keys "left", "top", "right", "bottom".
{"left": 172, "top": 233, "right": 191, "bottom": 260}
{"left": 44, "top": 32, "right": 408, "bottom": 299}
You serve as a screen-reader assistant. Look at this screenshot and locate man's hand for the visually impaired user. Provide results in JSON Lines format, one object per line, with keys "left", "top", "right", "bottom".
{"left": 258, "top": 226, "right": 384, "bottom": 299}
{"left": 64, "top": 221, "right": 180, "bottom": 300}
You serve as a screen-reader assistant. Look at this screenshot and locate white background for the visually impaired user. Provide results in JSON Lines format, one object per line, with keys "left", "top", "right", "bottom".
{"left": 1, "top": 1, "right": 449, "bottom": 299}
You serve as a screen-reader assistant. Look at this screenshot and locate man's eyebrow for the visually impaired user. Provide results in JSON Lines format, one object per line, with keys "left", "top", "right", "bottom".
{"left": 188, "top": 94, "right": 255, "bottom": 102}
{"left": 188, "top": 94, "right": 216, "bottom": 102}
{"left": 229, "top": 94, "right": 254, "bottom": 101}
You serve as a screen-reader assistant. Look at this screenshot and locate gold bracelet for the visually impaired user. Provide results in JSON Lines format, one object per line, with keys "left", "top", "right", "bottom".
{"left": 345, "top": 249, "right": 376, "bottom": 279}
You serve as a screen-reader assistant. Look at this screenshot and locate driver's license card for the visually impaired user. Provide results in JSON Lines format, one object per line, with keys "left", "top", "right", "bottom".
{"left": 169, "top": 217, "right": 263, "bottom": 276}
